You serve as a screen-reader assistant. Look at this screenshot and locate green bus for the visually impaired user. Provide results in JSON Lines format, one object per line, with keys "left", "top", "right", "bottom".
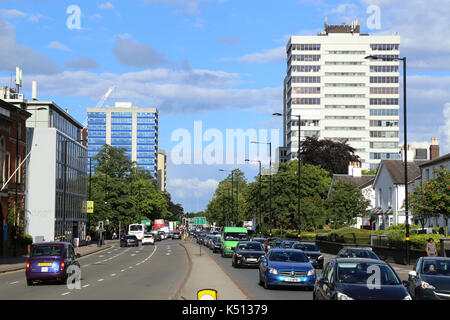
{"left": 221, "top": 227, "right": 249, "bottom": 257}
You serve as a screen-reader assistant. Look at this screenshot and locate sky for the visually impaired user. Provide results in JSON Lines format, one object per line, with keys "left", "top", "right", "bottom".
{"left": 0, "top": 0, "right": 449, "bottom": 213}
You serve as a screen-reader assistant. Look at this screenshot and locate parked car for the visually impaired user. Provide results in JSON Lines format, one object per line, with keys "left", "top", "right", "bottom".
{"left": 120, "top": 235, "right": 139, "bottom": 247}
{"left": 212, "top": 236, "right": 222, "bottom": 253}
{"left": 142, "top": 233, "right": 155, "bottom": 245}
{"left": 232, "top": 241, "right": 266, "bottom": 268}
{"left": 172, "top": 230, "right": 182, "bottom": 240}
{"left": 407, "top": 257, "right": 450, "bottom": 300}
{"left": 281, "top": 240, "right": 299, "bottom": 249}
{"left": 259, "top": 248, "right": 316, "bottom": 289}
{"left": 313, "top": 258, "right": 411, "bottom": 300}
{"left": 336, "top": 247, "right": 381, "bottom": 260}
{"left": 26, "top": 242, "right": 81, "bottom": 285}
{"left": 292, "top": 242, "right": 324, "bottom": 269}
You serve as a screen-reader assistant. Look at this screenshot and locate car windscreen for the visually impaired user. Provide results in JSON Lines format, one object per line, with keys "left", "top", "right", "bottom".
{"left": 293, "top": 243, "right": 319, "bottom": 251}
{"left": 422, "top": 260, "right": 450, "bottom": 276}
{"left": 336, "top": 262, "right": 401, "bottom": 285}
{"left": 126, "top": 236, "right": 137, "bottom": 239}
{"left": 350, "top": 250, "right": 379, "bottom": 259}
{"left": 129, "top": 225, "right": 143, "bottom": 231}
{"left": 237, "top": 243, "right": 263, "bottom": 251}
{"left": 269, "top": 251, "right": 309, "bottom": 263}
{"left": 224, "top": 232, "right": 248, "bottom": 241}
{"left": 252, "top": 238, "right": 266, "bottom": 243}
{"left": 31, "top": 245, "right": 63, "bottom": 257}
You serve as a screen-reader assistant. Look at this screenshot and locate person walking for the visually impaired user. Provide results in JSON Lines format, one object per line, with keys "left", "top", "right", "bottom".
{"left": 426, "top": 238, "right": 438, "bottom": 257}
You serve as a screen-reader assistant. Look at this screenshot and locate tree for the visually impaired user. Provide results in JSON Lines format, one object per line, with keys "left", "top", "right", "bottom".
{"left": 327, "top": 180, "right": 371, "bottom": 228}
{"left": 300, "top": 195, "right": 329, "bottom": 232}
{"left": 410, "top": 181, "right": 435, "bottom": 230}
{"left": 300, "top": 136, "right": 360, "bottom": 175}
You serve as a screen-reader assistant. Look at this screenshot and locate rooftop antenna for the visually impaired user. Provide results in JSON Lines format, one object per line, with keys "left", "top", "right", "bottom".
{"left": 15, "top": 66, "right": 22, "bottom": 93}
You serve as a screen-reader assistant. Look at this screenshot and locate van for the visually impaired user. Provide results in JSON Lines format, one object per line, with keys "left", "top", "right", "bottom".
{"left": 221, "top": 227, "right": 249, "bottom": 257}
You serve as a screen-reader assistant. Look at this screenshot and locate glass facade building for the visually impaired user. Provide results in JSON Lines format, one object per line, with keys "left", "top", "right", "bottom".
{"left": 87, "top": 103, "right": 158, "bottom": 176}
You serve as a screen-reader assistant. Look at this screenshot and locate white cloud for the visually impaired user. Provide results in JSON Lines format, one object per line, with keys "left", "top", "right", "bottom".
{"left": 168, "top": 178, "right": 218, "bottom": 198}
{"left": 0, "top": 9, "right": 26, "bottom": 19}
{"left": 64, "top": 56, "right": 99, "bottom": 70}
{"left": 46, "top": 41, "right": 71, "bottom": 52}
{"left": 28, "top": 13, "right": 49, "bottom": 23}
{"left": 0, "top": 15, "right": 58, "bottom": 74}
{"left": 439, "top": 103, "right": 450, "bottom": 154}
{"left": 98, "top": 2, "right": 115, "bottom": 10}
{"left": 225, "top": 46, "right": 285, "bottom": 64}
{"left": 113, "top": 35, "right": 169, "bottom": 68}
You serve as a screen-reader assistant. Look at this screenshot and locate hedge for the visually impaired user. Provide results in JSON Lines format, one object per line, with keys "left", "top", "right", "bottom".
{"left": 388, "top": 233, "right": 445, "bottom": 251}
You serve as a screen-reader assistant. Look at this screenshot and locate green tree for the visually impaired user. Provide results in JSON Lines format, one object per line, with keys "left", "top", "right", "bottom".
{"left": 327, "top": 180, "right": 371, "bottom": 228}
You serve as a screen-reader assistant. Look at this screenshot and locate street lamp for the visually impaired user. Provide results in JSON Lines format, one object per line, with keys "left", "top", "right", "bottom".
{"left": 274, "top": 112, "right": 302, "bottom": 236}
{"left": 219, "top": 169, "right": 235, "bottom": 227}
{"left": 365, "top": 54, "right": 409, "bottom": 264}
{"left": 251, "top": 141, "right": 272, "bottom": 235}
{"left": 245, "top": 159, "right": 262, "bottom": 234}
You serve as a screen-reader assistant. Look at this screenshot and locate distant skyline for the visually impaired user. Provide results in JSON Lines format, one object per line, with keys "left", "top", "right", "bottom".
{"left": 0, "top": 0, "right": 448, "bottom": 212}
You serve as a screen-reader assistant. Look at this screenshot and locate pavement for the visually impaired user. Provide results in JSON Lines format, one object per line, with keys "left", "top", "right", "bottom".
{"left": 0, "top": 240, "right": 115, "bottom": 274}
{"left": 177, "top": 238, "right": 250, "bottom": 300}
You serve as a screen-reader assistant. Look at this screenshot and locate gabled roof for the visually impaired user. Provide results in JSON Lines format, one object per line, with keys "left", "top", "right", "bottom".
{"left": 373, "top": 160, "right": 426, "bottom": 187}
{"left": 331, "top": 174, "right": 375, "bottom": 189}
{"left": 419, "top": 152, "right": 450, "bottom": 168}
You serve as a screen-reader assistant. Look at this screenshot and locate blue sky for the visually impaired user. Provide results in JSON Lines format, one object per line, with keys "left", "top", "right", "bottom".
{"left": 0, "top": 0, "right": 449, "bottom": 213}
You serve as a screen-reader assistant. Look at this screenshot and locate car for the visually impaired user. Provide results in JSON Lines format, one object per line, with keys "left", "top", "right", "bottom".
{"left": 259, "top": 248, "right": 316, "bottom": 290}
{"left": 336, "top": 247, "right": 381, "bottom": 260}
{"left": 281, "top": 240, "right": 299, "bottom": 249}
{"left": 313, "top": 258, "right": 411, "bottom": 300}
{"left": 26, "top": 242, "right": 81, "bottom": 286}
{"left": 232, "top": 241, "right": 266, "bottom": 268}
{"left": 221, "top": 227, "right": 249, "bottom": 257}
{"left": 407, "top": 257, "right": 450, "bottom": 300}
{"left": 158, "top": 230, "right": 167, "bottom": 240}
{"left": 212, "top": 236, "right": 222, "bottom": 253}
{"left": 120, "top": 235, "right": 139, "bottom": 247}
{"left": 292, "top": 242, "right": 324, "bottom": 269}
{"left": 150, "top": 230, "right": 161, "bottom": 241}
{"left": 172, "top": 230, "right": 182, "bottom": 240}
{"left": 196, "top": 233, "right": 207, "bottom": 245}
{"left": 142, "top": 233, "right": 155, "bottom": 245}
{"left": 264, "top": 238, "right": 282, "bottom": 252}
{"left": 204, "top": 234, "right": 214, "bottom": 247}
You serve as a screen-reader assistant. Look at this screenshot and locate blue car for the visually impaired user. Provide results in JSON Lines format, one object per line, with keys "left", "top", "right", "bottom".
{"left": 259, "top": 248, "right": 316, "bottom": 289}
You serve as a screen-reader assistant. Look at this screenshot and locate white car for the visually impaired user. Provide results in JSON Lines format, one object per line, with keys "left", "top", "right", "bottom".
{"left": 142, "top": 234, "right": 155, "bottom": 245}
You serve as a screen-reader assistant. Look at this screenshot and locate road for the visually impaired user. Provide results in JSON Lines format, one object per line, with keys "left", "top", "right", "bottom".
{"left": 0, "top": 240, "right": 187, "bottom": 300}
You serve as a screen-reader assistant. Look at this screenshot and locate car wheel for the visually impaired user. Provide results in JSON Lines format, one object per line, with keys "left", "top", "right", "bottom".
{"left": 232, "top": 259, "right": 236, "bottom": 268}
{"left": 259, "top": 273, "right": 263, "bottom": 286}
{"left": 27, "top": 279, "right": 33, "bottom": 286}
{"left": 312, "top": 291, "right": 317, "bottom": 300}
{"left": 264, "top": 276, "right": 270, "bottom": 290}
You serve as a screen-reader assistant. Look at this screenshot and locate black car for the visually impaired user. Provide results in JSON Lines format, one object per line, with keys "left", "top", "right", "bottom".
{"left": 336, "top": 247, "right": 381, "bottom": 260}
{"left": 232, "top": 241, "right": 266, "bottom": 268}
{"left": 407, "top": 257, "right": 450, "bottom": 300}
{"left": 292, "top": 242, "right": 324, "bottom": 269}
{"left": 120, "top": 235, "right": 139, "bottom": 247}
{"left": 212, "top": 236, "right": 222, "bottom": 253}
{"left": 196, "top": 233, "right": 207, "bottom": 245}
{"left": 313, "top": 258, "right": 411, "bottom": 300}
{"left": 172, "top": 231, "right": 182, "bottom": 240}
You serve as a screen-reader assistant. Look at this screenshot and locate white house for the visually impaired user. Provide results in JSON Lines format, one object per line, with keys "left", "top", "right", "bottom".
{"left": 372, "top": 160, "right": 425, "bottom": 230}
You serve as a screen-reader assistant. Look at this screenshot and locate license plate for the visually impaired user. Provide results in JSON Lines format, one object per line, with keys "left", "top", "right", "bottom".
{"left": 38, "top": 263, "right": 52, "bottom": 267}
{"left": 247, "top": 258, "right": 257, "bottom": 262}
{"left": 41, "top": 267, "right": 49, "bottom": 272}
{"left": 285, "top": 277, "right": 301, "bottom": 282}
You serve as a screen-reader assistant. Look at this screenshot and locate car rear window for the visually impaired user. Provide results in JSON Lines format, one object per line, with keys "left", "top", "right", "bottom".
{"left": 31, "top": 245, "right": 63, "bottom": 257}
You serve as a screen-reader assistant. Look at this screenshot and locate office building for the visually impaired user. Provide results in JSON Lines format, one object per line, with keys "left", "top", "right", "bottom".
{"left": 87, "top": 102, "right": 158, "bottom": 175}
{"left": 157, "top": 149, "right": 167, "bottom": 192}
{"left": 283, "top": 21, "right": 400, "bottom": 170}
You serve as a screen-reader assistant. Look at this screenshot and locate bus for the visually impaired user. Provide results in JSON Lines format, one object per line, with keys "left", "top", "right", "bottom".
{"left": 128, "top": 224, "right": 145, "bottom": 241}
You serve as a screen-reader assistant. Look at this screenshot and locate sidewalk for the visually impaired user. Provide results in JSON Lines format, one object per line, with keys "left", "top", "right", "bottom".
{"left": 177, "top": 239, "right": 251, "bottom": 300}
{"left": 0, "top": 240, "right": 117, "bottom": 274}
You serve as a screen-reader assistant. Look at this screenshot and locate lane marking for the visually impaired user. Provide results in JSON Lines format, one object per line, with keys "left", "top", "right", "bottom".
{"left": 61, "top": 292, "right": 71, "bottom": 296}
{"left": 111, "top": 274, "right": 116, "bottom": 277}
{"left": 121, "top": 269, "right": 125, "bottom": 272}
{"left": 98, "top": 279, "right": 104, "bottom": 282}
{"left": 9, "top": 281, "right": 19, "bottom": 285}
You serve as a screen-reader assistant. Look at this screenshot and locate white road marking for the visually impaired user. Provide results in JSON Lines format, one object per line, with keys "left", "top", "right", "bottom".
{"left": 131, "top": 254, "right": 135, "bottom": 257}
{"left": 111, "top": 274, "right": 116, "bottom": 276}
{"left": 129, "top": 266, "right": 133, "bottom": 269}
{"left": 10, "top": 281, "right": 19, "bottom": 285}
{"left": 121, "top": 269, "right": 125, "bottom": 272}
{"left": 99, "top": 255, "right": 104, "bottom": 258}
{"left": 82, "top": 284, "right": 90, "bottom": 288}
{"left": 61, "top": 292, "right": 71, "bottom": 296}
{"left": 166, "top": 253, "right": 171, "bottom": 256}
{"left": 98, "top": 279, "right": 104, "bottom": 282}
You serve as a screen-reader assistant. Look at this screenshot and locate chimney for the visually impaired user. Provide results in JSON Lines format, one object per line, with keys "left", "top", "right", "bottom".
{"left": 352, "top": 162, "right": 362, "bottom": 177}
{"left": 430, "top": 137, "right": 440, "bottom": 160}
{"left": 32, "top": 81, "right": 38, "bottom": 100}
{"left": 400, "top": 144, "right": 414, "bottom": 162}
{"left": 348, "top": 161, "right": 354, "bottom": 176}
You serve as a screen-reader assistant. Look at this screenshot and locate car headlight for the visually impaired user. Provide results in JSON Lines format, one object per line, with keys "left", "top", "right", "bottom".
{"left": 236, "top": 254, "right": 242, "bottom": 258}
{"left": 403, "top": 295, "right": 412, "bottom": 300}
{"left": 336, "top": 292, "right": 354, "bottom": 300}
{"left": 307, "top": 269, "right": 315, "bottom": 276}
{"left": 318, "top": 255, "right": 323, "bottom": 260}
{"left": 420, "top": 281, "right": 436, "bottom": 290}
{"left": 268, "top": 267, "right": 279, "bottom": 275}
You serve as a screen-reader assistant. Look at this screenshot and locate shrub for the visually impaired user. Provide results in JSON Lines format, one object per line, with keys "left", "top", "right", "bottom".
{"left": 322, "top": 227, "right": 372, "bottom": 244}
{"left": 18, "top": 234, "right": 33, "bottom": 246}
{"left": 388, "top": 233, "right": 444, "bottom": 251}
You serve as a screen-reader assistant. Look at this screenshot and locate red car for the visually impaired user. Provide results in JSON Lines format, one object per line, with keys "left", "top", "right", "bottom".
{"left": 26, "top": 242, "right": 81, "bottom": 286}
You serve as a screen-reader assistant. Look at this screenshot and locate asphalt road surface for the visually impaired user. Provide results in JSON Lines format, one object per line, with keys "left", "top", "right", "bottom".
{"left": 0, "top": 240, "right": 188, "bottom": 300}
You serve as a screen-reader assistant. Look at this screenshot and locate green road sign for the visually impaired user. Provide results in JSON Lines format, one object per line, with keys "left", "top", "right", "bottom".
{"left": 194, "top": 217, "right": 206, "bottom": 225}
{"left": 141, "top": 220, "right": 152, "bottom": 226}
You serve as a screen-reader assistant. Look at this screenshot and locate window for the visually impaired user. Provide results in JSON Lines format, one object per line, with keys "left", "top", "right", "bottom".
{"left": 291, "top": 54, "right": 320, "bottom": 61}
{"left": 370, "top": 120, "right": 398, "bottom": 127}
{"left": 370, "top": 152, "right": 400, "bottom": 160}
{"left": 325, "top": 105, "right": 365, "bottom": 109}
{"left": 325, "top": 94, "right": 365, "bottom": 98}
{"left": 327, "top": 50, "right": 365, "bottom": 54}
{"left": 370, "top": 98, "right": 399, "bottom": 105}
{"left": 370, "top": 142, "right": 398, "bottom": 149}
{"left": 290, "top": 98, "right": 320, "bottom": 105}
{"left": 291, "top": 65, "right": 320, "bottom": 72}
{"left": 370, "top": 77, "right": 399, "bottom": 83}
{"left": 291, "top": 44, "right": 321, "bottom": 51}
{"left": 291, "top": 76, "right": 320, "bottom": 83}
{"left": 325, "top": 72, "right": 365, "bottom": 76}
{"left": 325, "top": 83, "right": 365, "bottom": 87}
{"left": 370, "top": 87, "right": 398, "bottom": 94}
{"left": 370, "top": 44, "right": 399, "bottom": 51}
{"left": 370, "top": 109, "right": 398, "bottom": 116}
{"left": 370, "top": 65, "right": 399, "bottom": 73}
{"left": 291, "top": 87, "right": 320, "bottom": 94}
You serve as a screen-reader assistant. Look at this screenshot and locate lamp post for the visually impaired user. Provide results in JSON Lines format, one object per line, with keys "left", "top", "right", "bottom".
{"left": 274, "top": 112, "right": 302, "bottom": 235}
{"left": 219, "top": 169, "right": 234, "bottom": 227}
{"left": 365, "top": 54, "right": 409, "bottom": 264}
{"left": 251, "top": 141, "right": 272, "bottom": 234}
{"left": 78, "top": 154, "right": 91, "bottom": 239}
{"left": 245, "top": 159, "right": 262, "bottom": 234}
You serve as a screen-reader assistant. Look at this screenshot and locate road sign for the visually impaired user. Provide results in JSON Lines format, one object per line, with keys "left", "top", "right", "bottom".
{"left": 194, "top": 217, "right": 206, "bottom": 225}
{"left": 141, "top": 220, "right": 152, "bottom": 226}
{"left": 87, "top": 201, "right": 94, "bottom": 213}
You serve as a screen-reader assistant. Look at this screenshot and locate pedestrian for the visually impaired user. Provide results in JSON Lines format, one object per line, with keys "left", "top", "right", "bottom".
{"left": 426, "top": 238, "right": 438, "bottom": 257}
{"left": 112, "top": 232, "right": 117, "bottom": 240}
